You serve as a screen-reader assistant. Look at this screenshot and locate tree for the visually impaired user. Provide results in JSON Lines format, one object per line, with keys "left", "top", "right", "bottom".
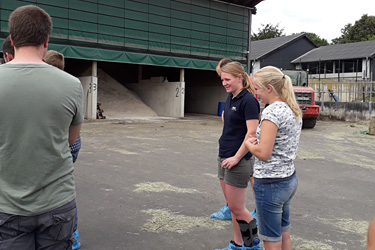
{"left": 252, "top": 23, "right": 285, "bottom": 40}
{"left": 251, "top": 23, "right": 330, "bottom": 46}
{"left": 332, "top": 14, "right": 375, "bottom": 44}
{"left": 331, "top": 23, "right": 352, "bottom": 44}
{"left": 304, "top": 32, "right": 329, "bottom": 47}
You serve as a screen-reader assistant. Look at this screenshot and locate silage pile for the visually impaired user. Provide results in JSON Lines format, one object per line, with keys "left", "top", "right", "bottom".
{"left": 97, "top": 68, "right": 158, "bottom": 119}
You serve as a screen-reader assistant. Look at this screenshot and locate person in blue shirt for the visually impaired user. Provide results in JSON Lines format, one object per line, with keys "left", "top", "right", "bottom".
{"left": 214, "top": 61, "right": 261, "bottom": 250}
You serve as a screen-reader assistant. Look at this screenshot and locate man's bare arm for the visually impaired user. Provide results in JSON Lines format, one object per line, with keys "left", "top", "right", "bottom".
{"left": 69, "top": 124, "right": 82, "bottom": 146}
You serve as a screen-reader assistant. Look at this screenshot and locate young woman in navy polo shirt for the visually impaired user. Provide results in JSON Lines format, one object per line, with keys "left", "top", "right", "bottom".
{"left": 215, "top": 61, "right": 261, "bottom": 250}
{"left": 245, "top": 66, "right": 302, "bottom": 250}
{"left": 210, "top": 58, "right": 233, "bottom": 221}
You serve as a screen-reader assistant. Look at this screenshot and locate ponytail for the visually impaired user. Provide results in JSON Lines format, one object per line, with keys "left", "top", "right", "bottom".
{"left": 281, "top": 75, "right": 302, "bottom": 118}
{"left": 254, "top": 66, "right": 302, "bottom": 118}
{"left": 242, "top": 72, "right": 255, "bottom": 96}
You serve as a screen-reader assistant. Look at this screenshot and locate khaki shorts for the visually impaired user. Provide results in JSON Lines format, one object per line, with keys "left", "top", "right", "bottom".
{"left": 217, "top": 156, "right": 254, "bottom": 188}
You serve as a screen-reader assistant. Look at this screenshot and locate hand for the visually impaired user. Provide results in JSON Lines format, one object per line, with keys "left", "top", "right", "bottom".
{"left": 246, "top": 136, "right": 258, "bottom": 145}
{"left": 221, "top": 156, "right": 240, "bottom": 170}
{"left": 245, "top": 136, "right": 257, "bottom": 153}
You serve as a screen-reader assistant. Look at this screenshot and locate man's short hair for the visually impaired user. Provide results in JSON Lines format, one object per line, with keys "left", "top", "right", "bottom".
{"left": 9, "top": 5, "right": 52, "bottom": 48}
{"left": 44, "top": 50, "right": 64, "bottom": 70}
{"left": 216, "top": 58, "right": 232, "bottom": 76}
{"left": 2, "top": 36, "right": 14, "bottom": 57}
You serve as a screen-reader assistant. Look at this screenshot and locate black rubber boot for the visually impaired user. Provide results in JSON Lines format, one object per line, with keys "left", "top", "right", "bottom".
{"left": 236, "top": 219, "right": 260, "bottom": 247}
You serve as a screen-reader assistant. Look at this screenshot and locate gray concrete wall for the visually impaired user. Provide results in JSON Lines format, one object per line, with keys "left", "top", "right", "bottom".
{"left": 317, "top": 101, "right": 375, "bottom": 121}
{"left": 79, "top": 76, "right": 97, "bottom": 119}
{"left": 126, "top": 81, "right": 185, "bottom": 118}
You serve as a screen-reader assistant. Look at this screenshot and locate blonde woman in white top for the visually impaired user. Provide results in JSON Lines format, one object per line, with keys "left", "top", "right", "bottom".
{"left": 245, "top": 66, "right": 302, "bottom": 250}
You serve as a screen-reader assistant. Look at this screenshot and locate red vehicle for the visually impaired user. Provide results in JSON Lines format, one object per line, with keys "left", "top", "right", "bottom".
{"left": 283, "top": 70, "right": 319, "bottom": 129}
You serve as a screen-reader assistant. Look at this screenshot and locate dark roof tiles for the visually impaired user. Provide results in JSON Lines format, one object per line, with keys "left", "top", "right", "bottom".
{"left": 292, "top": 40, "right": 375, "bottom": 63}
{"left": 250, "top": 33, "right": 315, "bottom": 60}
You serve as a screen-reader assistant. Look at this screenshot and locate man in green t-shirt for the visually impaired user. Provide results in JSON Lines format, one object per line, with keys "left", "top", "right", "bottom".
{"left": 0, "top": 5, "right": 83, "bottom": 250}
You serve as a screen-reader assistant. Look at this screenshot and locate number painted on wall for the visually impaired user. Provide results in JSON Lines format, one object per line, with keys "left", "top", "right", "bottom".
{"left": 89, "top": 82, "right": 97, "bottom": 93}
{"left": 175, "top": 87, "right": 185, "bottom": 97}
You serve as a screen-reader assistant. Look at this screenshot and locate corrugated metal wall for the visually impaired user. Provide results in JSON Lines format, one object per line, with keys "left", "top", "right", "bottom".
{"left": 0, "top": 0, "right": 249, "bottom": 70}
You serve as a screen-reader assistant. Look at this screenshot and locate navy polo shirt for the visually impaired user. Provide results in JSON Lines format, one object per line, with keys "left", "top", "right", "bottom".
{"left": 219, "top": 89, "right": 260, "bottom": 160}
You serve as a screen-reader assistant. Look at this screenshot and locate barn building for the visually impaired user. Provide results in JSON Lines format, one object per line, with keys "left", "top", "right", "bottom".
{"left": 0, "top": 0, "right": 263, "bottom": 118}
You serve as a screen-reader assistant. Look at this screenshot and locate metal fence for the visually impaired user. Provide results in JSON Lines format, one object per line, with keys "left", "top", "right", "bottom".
{"left": 310, "top": 81, "right": 374, "bottom": 104}
{"left": 309, "top": 81, "right": 374, "bottom": 115}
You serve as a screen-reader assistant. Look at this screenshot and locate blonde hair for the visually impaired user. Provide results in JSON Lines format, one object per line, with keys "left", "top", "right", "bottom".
{"left": 44, "top": 50, "right": 64, "bottom": 70}
{"left": 254, "top": 66, "right": 302, "bottom": 118}
{"left": 221, "top": 61, "right": 255, "bottom": 96}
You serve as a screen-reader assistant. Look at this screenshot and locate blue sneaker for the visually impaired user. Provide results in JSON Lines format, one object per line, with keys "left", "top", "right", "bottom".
{"left": 215, "top": 241, "right": 243, "bottom": 250}
{"left": 251, "top": 210, "right": 257, "bottom": 220}
{"left": 210, "top": 205, "right": 232, "bottom": 220}
{"left": 72, "top": 230, "right": 81, "bottom": 250}
{"left": 243, "top": 243, "right": 262, "bottom": 250}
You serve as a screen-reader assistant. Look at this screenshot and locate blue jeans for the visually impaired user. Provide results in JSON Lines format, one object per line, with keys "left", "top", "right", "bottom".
{"left": 71, "top": 149, "right": 79, "bottom": 231}
{"left": 254, "top": 174, "right": 298, "bottom": 242}
{"left": 0, "top": 199, "right": 76, "bottom": 250}
{"left": 71, "top": 150, "right": 79, "bottom": 164}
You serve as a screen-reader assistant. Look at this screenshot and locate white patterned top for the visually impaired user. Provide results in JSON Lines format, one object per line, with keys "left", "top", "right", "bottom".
{"left": 254, "top": 101, "right": 302, "bottom": 179}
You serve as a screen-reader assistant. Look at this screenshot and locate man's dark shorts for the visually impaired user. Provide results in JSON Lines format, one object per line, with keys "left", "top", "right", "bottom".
{"left": 0, "top": 199, "right": 76, "bottom": 250}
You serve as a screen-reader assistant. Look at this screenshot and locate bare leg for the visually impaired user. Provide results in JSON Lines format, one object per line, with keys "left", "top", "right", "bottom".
{"left": 249, "top": 176, "right": 255, "bottom": 199}
{"left": 250, "top": 176, "right": 254, "bottom": 189}
{"left": 211, "top": 179, "right": 232, "bottom": 221}
{"left": 225, "top": 183, "right": 254, "bottom": 245}
{"left": 219, "top": 179, "right": 242, "bottom": 244}
{"left": 368, "top": 217, "right": 375, "bottom": 250}
{"left": 263, "top": 231, "right": 292, "bottom": 250}
{"left": 219, "top": 179, "right": 228, "bottom": 202}
{"left": 281, "top": 231, "right": 292, "bottom": 250}
{"left": 263, "top": 241, "right": 282, "bottom": 250}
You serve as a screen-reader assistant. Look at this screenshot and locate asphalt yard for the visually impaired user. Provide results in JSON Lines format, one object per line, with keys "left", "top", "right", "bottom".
{"left": 73, "top": 115, "right": 374, "bottom": 250}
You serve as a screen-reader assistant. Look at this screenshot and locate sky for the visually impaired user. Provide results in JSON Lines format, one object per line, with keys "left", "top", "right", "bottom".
{"left": 251, "top": 0, "right": 375, "bottom": 43}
